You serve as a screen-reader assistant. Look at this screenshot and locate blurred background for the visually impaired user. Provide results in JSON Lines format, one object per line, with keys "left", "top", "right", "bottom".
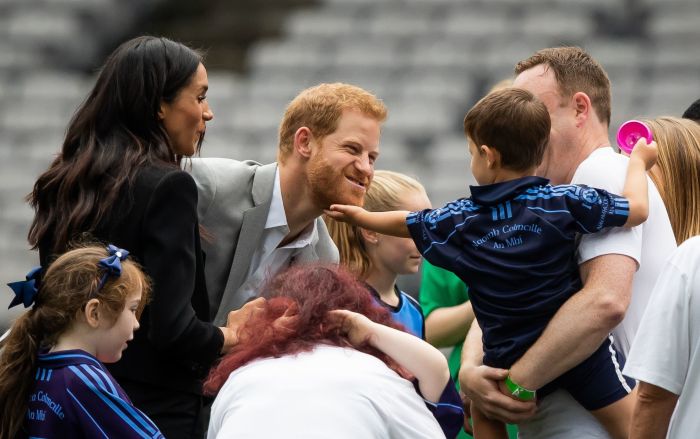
{"left": 1, "top": 0, "right": 699, "bottom": 328}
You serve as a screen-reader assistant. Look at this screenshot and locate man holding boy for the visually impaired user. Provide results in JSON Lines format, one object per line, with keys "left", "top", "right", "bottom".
{"left": 458, "top": 47, "right": 677, "bottom": 437}
{"left": 190, "top": 83, "right": 387, "bottom": 325}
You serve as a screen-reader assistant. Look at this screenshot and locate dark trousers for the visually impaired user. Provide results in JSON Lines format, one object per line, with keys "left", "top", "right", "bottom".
{"left": 120, "top": 379, "right": 211, "bottom": 439}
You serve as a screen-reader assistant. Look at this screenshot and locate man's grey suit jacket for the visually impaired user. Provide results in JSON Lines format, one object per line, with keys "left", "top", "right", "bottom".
{"left": 190, "top": 158, "right": 339, "bottom": 325}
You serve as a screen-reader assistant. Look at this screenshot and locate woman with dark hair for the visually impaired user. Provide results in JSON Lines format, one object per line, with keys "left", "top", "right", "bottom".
{"left": 205, "top": 265, "right": 464, "bottom": 439}
{"left": 26, "top": 36, "right": 238, "bottom": 439}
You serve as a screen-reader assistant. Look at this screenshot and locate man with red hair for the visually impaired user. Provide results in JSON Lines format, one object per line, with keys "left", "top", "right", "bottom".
{"left": 190, "top": 83, "right": 387, "bottom": 326}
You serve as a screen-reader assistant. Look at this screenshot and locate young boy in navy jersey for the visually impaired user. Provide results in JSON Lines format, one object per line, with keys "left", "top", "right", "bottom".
{"left": 326, "top": 87, "right": 657, "bottom": 439}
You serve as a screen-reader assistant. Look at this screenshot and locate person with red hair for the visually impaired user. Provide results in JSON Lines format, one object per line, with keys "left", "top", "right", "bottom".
{"left": 205, "top": 264, "right": 463, "bottom": 438}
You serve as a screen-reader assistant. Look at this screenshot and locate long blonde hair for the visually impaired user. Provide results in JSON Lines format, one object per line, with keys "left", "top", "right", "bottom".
{"left": 324, "top": 170, "right": 426, "bottom": 278}
{"left": 0, "top": 245, "right": 150, "bottom": 439}
{"left": 644, "top": 117, "right": 700, "bottom": 244}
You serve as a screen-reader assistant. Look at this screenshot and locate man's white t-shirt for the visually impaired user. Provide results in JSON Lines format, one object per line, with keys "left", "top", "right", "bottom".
{"left": 624, "top": 236, "right": 700, "bottom": 439}
{"left": 208, "top": 345, "right": 446, "bottom": 439}
{"left": 518, "top": 147, "right": 676, "bottom": 438}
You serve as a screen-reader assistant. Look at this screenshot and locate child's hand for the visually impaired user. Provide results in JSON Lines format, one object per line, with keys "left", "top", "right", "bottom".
{"left": 327, "top": 309, "right": 374, "bottom": 346}
{"left": 630, "top": 138, "right": 658, "bottom": 170}
{"left": 324, "top": 204, "right": 367, "bottom": 224}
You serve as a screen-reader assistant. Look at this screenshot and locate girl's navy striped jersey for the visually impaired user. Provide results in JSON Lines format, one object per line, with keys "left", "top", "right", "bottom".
{"left": 406, "top": 176, "right": 630, "bottom": 368}
{"left": 26, "top": 349, "right": 164, "bottom": 439}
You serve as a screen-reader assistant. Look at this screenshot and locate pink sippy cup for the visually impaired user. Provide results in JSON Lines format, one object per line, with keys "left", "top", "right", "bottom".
{"left": 616, "top": 120, "right": 653, "bottom": 154}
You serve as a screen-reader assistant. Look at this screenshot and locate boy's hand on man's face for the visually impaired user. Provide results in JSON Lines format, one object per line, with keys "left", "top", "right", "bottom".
{"left": 324, "top": 204, "right": 367, "bottom": 224}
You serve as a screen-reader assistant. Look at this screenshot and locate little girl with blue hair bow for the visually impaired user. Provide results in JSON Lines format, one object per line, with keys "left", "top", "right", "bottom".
{"left": 0, "top": 244, "right": 165, "bottom": 439}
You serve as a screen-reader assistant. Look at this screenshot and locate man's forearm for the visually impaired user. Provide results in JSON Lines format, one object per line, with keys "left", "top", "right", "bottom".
{"left": 630, "top": 382, "right": 678, "bottom": 439}
{"left": 458, "top": 319, "right": 537, "bottom": 423}
{"left": 460, "top": 318, "right": 484, "bottom": 367}
{"left": 508, "top": 254, "right": 636, "bottom": 390}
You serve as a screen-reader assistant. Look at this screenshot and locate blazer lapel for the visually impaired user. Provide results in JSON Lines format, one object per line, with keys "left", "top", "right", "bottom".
{"left": 214, "top": 163, "right": 277, "bottom": 325}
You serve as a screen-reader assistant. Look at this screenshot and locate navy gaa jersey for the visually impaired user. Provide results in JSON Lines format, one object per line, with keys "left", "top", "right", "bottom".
{"left": 418, "top": 378, "right": 464, "bottom": 439}
{"left": 368, "top": 285, "right": 425, "bottom": 339}
{"left": 25, "top": 349, "right": 164, "bottom": 439}
{"left": 406, "top": 176, "right": 629, "bottom": 368}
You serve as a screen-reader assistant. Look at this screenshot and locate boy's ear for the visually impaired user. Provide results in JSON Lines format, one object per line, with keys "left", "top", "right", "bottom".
{"left": 481, "top": 145, "right": 501, "bottom": 169}
{"left": 359, "top": 227, "right": 379, "bottom": 245}
{"left": 83, "top": 298, "right": 102, "bottom": 328}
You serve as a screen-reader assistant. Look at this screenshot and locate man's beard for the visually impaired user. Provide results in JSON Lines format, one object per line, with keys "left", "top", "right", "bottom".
{"left": 306, "top": 156, "right": 367, "bottom": 209}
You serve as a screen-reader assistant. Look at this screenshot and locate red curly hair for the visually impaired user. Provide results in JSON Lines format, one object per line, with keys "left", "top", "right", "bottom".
{"left": 204, "top": 264, "right": 409, "bottom": 394}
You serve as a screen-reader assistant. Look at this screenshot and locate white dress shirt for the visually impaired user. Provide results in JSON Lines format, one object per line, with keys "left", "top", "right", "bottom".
{"left": 238, "top": 168, "right": 318, "bottom": 298}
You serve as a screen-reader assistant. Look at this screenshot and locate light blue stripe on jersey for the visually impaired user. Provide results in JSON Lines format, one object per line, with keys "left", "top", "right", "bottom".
{"left": 67, "top": 388, "right": 110, "bottom": 439}
{"left": 76, "top": 365, "right": 158, "bottom": 436}
{"left": 515, "top": 192, "right": 580, "bottom": 201}
{"left": 85, "top": 365, "right": 158, "bottom": 435}
{"left": 423, "top": 214, "right": 479, "bottom": 254}
{"left": 81, "top": 365, "right": 118, "bottom": 398}
{"left": 527, "top": 206, "right": 572, "bottom": 215}
{"left": 424, "top": 400, "right": 464, "bottom": 412}
{"left": 69, "top": 366, "right": 154, "bottom": 439}
{"left": 41, "top": 353, "right": 102, "bottom": 368}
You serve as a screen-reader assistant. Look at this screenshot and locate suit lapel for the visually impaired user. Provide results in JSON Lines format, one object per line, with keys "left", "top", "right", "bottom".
{"left": 214, "top": 163, "right": 277, "bottom": 325}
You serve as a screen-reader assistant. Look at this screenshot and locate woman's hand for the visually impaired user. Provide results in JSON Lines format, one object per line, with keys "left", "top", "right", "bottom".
{"left": 219, "top": 297, "right": 267, "bottom": 353}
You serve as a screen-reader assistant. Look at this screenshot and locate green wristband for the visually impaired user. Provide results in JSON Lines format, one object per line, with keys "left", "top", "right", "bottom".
{"left": 505, "top": 375, "right": 536, "bottom": 401}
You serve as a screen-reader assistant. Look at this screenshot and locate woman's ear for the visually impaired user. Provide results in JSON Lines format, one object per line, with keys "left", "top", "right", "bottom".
{"left": 481, "top": 145, "right": 501, "bottom": 169}
{"left": 359, "top": 227, "right": 379, "bottom": 245}
{"left": 83, "top": 298, "right": 102, "bottom": 328}
{"left": 158, "top": 102, "right": 168, "bottom": 121}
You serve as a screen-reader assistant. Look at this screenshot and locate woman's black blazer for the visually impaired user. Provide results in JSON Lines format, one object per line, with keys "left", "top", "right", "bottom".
{"left": 39, "top": 164, "right": 223, "bottom": 394}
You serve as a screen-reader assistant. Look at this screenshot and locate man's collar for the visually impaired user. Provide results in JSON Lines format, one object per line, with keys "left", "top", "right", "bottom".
{"left": 265, "top": 167, "right": 319, "bottom": 248}
{"left": 469, "top": 176, "right": 549, "bottom": 205}
{"left": 265, "top": 167, "right": 287, "bottom": 229}
{"left": 280, "top": 220, "right": 318, "bottom": 249}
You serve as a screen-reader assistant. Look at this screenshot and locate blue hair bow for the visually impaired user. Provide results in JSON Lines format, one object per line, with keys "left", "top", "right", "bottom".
{"left": 8, "top": 266, "right": 42, "bottom": 309}
{"left": 96, "top": 244, "right": 130, "bottom": 292}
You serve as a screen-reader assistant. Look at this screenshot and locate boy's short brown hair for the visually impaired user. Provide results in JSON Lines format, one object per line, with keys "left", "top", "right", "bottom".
{"left": 463, "top": 88, "right": 550, "bottom": 171}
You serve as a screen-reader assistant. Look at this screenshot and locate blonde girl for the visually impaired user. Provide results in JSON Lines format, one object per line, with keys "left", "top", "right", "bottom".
{"left": 643, "top": 116, "right": 700, "bottom": 244}
{"left": 0, "top": 245, "right": 163, "bottom": 439}
{"left": 325, "top": 170, "right": 431, "bottom": 338}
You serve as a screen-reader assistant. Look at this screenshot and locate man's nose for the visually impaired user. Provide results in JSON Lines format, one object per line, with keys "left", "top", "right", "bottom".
{"left": 355, "top": 154, "right": 372, "bottom": 175}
